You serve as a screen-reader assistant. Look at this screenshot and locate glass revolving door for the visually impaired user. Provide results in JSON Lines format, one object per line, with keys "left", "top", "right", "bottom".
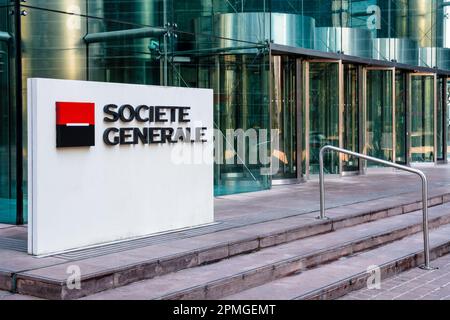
{"left": 271, "top": 55, "right": 301, "bottom": 182}
{"left": 0, "top": 40, "right": 16, "bottom": 224}
{"left": 306, "top": 61, "right": 342, "bottom": 175}
{"left": 342, "top": 64, "right": 360, "bottom": 173}
{"left": 409, "top": 74, "right": 436, "bottom": 163}
{"left": 365, "top": 68, "right": 395, "bottom": 166}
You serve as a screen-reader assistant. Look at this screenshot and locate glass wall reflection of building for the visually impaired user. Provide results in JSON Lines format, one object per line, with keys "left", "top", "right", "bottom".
{"left": 1, "top": 0, "right": 450, "bottom": 224}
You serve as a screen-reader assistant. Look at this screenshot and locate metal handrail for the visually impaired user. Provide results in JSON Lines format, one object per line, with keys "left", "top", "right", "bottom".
{"left": 319, "top": 145, "right": 433, "bottom": 270}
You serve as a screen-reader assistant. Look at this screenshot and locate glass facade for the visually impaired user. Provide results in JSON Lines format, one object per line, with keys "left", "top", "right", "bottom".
{"left": 448, "top": 80, "right": 450, "bottom": 159}
{"left": 410, "top": 74, "right": 435, "bottom": 162}
{"left": 437, "top": 76, "right": 445, "bottom": 161}
{"left": 366, "top": 69, "right": 394, "bottom": 164}
{"left": 0, "top": 1, "right": 17, "bottom": 224}
{"left": 308, "top": 61, "right": 340, "bottom": 174}
{"left": 395, "top": 70, "right": 407, "bottom": 164}
{"left": 271, "top": 55, "right": 298, "bottom": 181}
{"left": 343, "top": 63, "right": 359, "bottom": 172}
{"left": 1, "top": 0, "right": 450, "bottom": 224}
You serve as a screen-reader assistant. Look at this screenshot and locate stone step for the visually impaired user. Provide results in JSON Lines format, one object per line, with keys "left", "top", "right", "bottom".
{"left": 10, "top": 192, "right": 450, "bottom": 300}
{"left": 80, "top": 203, "right": 450, "bottom": 300}
{"left": 224, "top": 224, "right": 450, "bottom": 300}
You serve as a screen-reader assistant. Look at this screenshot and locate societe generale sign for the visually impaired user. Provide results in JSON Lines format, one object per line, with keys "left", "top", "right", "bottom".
{"left": 28, "top": 78, "right": 214, "bottom": 256}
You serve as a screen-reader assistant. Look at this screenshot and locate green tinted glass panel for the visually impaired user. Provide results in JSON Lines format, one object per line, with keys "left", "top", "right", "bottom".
{"left": 366, "top": 69, "right": 393, "bottom": 164}
{"left": 207, "top": 54, "right": 271, "bottom": 196}
{"left": 411, "top": 75, "right": 435, "bottom": 162}
{"left": 0, "top": 40, "right": 16, "bottom": 224}
{"left": 437, "top": 77, "right": 444, "bottom": 161}
{"left": 395, "top": 71, "right": 407, "bottom": 164}
{"left": 271, "top": 56, "right": 297, "bottom": 180}
{"left": 309, "top": 62, "right": 340, "bottom": 174}
{"left": 448, "top": 80, "right": 450, "bottom": 160}
{"left": 343, "top": 64, "right": 359, "bottom": 172}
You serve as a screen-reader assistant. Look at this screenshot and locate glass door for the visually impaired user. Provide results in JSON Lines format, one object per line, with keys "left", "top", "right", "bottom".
{"left": 395, "top": 70, "right": 408, "bottom": 164}
{"left": 409, "top": 73, "right": 436, "bottom": 163}
{"left": 212, "top": 54, "right": 271, "bottom": 196}
{"left": 271, "top": 55, "right": 301, "bottom": 183}
{"left": 305, "top": 60, "right": 343, "bottom": 176}
{"left": 0, "top": 40, "right": 15, "bottom": 223}
{"left": 364, "top": 68, "right": 395, "bottom": 166}
{"left": 437, "top": 76, "right": 447, "bottom": 163}
{"left": 448, "top": 79, "right": 450, "bottom": 161}
{"left": 342, "top": 64, "right": 360, "bottom": 173}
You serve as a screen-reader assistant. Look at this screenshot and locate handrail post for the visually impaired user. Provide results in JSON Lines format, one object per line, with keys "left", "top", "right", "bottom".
{"left": 419, "top": 172, "right": 432, "bottom": 270}
{"left": 318, "top": 146, "right": 327, "bottom": 220}
{"left": 318, "top": 145, "right": 435, "bottom": 270}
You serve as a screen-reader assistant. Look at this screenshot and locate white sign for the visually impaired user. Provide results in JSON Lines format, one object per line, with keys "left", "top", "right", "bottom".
{"left": 27, "top": 78, "right": 214, "bottom": 256}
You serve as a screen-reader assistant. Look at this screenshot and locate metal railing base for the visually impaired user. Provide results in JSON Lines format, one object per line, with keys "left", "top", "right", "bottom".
{"left": 419, "top": 265, "right": 438, "bottom": 271}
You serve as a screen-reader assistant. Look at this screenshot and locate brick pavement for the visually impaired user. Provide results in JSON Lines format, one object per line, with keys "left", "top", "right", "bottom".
{"left": 340, "top": 254, "right": 450, "bottom": 300}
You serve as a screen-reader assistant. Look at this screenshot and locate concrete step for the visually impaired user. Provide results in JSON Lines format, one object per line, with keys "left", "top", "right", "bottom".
{"left": 80, "top": 203, "right": 450, "bottom": 300}
{"left": 224, "top": 224, "right": 450, "bottom": 300}
{"left": 10, "top": 192, "right": 450, "bottom": 300}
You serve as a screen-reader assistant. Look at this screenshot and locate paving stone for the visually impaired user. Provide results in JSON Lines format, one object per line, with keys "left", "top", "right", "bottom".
{"left": 0, "top": 249, "right": 67, "bottom": 273}
{"left": 342, "top": 253, "right": 450, "bottom": 300}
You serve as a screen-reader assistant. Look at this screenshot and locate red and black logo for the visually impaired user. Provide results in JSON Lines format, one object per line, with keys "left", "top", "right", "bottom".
{"left": 56, "top": 102, "right": 95, "bottom": 148}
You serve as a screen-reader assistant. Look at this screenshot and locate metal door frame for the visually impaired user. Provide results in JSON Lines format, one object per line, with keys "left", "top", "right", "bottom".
{"left": 408, "top": 73, "right": 438, "bottom": 165}
{"left": 437, "top": 75, "right": 448, "bottom": 164}
{"left": 341, "top": 63, "right": 363, "bottom": 176}
{"left": 304, "top": 59, "right": 344, "bottom": 179}
{"left": 362, "top": 67, "right": 396, "bottom": 172}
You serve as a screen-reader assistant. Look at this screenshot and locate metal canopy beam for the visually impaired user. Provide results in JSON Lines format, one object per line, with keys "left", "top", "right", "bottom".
{"left": 84, "top": 27, "right": 166, "bottom": 43}
{"left": 270, "top": 43, "right": 450, "bottom": 76}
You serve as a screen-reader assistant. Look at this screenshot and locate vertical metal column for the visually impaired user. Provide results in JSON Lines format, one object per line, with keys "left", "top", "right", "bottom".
{"left": 296, "top": 58, "right": 303, "bottom": 181}
{"left": 392, "top": 68, "right": 397, "bottom": 164}
{"left": 163, "top": 0, "right": 168, "bottom": 86}
{"left": 338, "top": 60, "right": 344, "bottom": 175}
{"left": 434, "top": 74, "right": 438, "bottom": 164}
{"left": 406, "top": 73, "right": 412, "bottom": 165}
{"left": 358, "top": 65, "right": 365, "bottom": 174}
{"left": 304, "top": 61, "right": 310, "bottom": 180}
{"left": 442, "top": 77, "right": 448, "bottom": 163}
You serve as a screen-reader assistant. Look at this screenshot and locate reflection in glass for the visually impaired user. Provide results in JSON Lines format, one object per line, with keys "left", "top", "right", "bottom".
{"left": 0, "top": 40, "right": 16, "bottom": 224}
{"left": 309, "top": 62, "right": 340, "bottom": 174}
{"left": 366, "top": 69, "right": 393, "bottom": 164}
{"left": 448, "top": 80, "right": 450, "bottom": 160}
{"left": 396, "top": 71, "right": 407, "bottom": 164}
{"left": 410, "top": 75, "right": 435, "bottom": 162}
{"left": 437, "top": 77, "right": 445, "bottom": 161}
{"left": 271, "top": 56, "right": 297, "bottom": 180}
{"left": 343, "top": 64, "right": 359, "bottom": 172}
{"left": 198, "top": 54, "right": 270, "bottom": 196}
